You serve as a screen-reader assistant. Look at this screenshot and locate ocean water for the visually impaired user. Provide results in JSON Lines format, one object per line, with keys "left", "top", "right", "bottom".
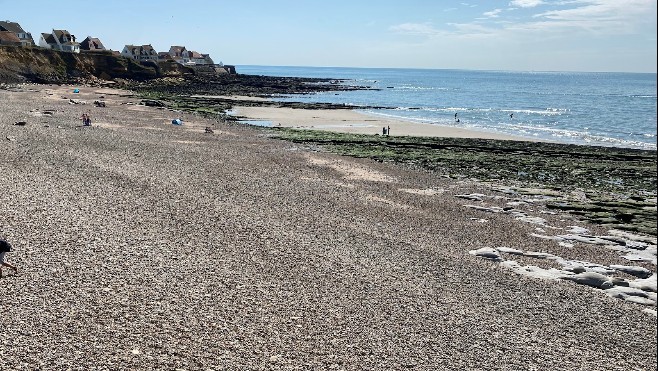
{"left": 236, "top": 65, "right": 657, "bottom": 150}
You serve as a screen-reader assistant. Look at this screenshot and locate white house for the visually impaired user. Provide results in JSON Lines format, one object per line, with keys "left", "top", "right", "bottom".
{"left": 121, "top": 44, "right": 158, "bottom": 61}
{"left": 162, "top": 45, "right": 214, "bottom": 65}
{"left": 39, "top": 29, "right": 80, "bottom": 53}
{"left": 188, "top": 51, "right": 214, "bottom": 65}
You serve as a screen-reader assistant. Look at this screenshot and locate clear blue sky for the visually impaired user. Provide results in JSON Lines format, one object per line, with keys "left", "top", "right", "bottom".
{"left": 2, "top": 0, "right": 656, "bottom": 72}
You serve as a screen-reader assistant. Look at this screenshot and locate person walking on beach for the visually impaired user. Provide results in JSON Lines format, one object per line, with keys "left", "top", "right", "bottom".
{"left": 387, "top": 126, "right": 390, "bottom": 136}
{"left": 0, "top": 239, "right": 18, "bottom": 278}
{"left": 81, "top": 113, "right": 92, "bottom": 126}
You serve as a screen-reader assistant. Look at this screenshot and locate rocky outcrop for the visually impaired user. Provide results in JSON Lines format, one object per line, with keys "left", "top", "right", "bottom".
{"left": 0, "top": 45, "right": 232, "bottom": 84}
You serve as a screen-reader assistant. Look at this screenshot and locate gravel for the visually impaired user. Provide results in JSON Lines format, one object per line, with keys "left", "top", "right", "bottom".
{"left": 1, "top": 84, "right": 656, "bottom": 370}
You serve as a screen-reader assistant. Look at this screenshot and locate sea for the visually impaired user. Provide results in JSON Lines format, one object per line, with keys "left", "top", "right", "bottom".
{"left": 236, "top": 65, "right": 657, "bottom": 150}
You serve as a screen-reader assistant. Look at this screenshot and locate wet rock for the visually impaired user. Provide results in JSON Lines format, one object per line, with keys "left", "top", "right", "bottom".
{"left": 605, "top": 286, "right": 656, "bottom": 306}
{"left": 561, "top": 272, "right": 615, "bottom": 289}
{"left": 610, "top": 265, "right": 653, "bottom": 279}
{"left": 469, "top": 247, "right": 502, "bottom": 261}
{"left": 141, "top": 99, "right": 166, "bottom": 107}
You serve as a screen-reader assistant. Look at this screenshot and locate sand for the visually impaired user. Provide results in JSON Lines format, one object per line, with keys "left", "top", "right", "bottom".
{"left": 231, "top": 104, "right": 533, "bottom": 141}
{"left": 0, "top": 84, "right": 655, "bottom": 370}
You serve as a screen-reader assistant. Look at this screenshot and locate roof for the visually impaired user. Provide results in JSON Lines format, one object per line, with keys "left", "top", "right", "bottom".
{"left": 0, "top": 30, "right": 21, "bottom": 43}
{"left": 123, "top": 44, "right": 157, "bottom": 56}
{"left": 41, "top": 32, "right": 56, "bottom": 44}
{"left": 80, "top": 36, "right": 105, "bottom": 50}
{"left": 52, "top": 29, "right": 74, "bottom": 43}
{"left": 0, "top": 21, "right": 26, "bottom": 34}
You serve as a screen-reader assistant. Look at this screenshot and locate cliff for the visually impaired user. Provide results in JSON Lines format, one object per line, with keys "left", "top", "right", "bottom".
{"left": 0, "top": 45, "right": 233, "bottom": 84}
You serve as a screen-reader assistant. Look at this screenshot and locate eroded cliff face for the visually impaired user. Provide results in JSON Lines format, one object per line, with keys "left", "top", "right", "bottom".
{"left": 0, "top": 45, "right": 196, "bottom": 83}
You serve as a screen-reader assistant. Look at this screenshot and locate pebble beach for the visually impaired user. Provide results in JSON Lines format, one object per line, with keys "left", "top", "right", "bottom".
{"left": 1, "top": 84, "right": 656, "bottom": 370}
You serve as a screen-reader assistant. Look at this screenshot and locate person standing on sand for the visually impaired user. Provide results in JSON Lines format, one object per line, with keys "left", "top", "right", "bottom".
{"left": 81, "top": 113, "right": 87, "bottom": 126}
{"left": 0, "top": 239, "right": 18, "bottom": 278}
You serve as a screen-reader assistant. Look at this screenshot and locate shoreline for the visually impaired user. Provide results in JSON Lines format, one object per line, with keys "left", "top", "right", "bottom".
{"left": 231, "top": 104, "right": 538, "bottom": 141}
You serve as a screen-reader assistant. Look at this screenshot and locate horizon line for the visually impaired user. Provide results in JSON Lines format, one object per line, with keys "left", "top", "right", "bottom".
{"left": 235, "top": 64, "right": 658, "bottom": 75}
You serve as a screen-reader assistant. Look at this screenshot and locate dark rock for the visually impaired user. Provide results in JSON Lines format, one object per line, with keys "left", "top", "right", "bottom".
{"left": 141, "top": 99, "right": 166, "bottom": 107}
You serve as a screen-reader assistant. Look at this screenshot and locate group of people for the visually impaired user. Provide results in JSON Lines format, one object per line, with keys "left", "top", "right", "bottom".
{"left": 81, "top": 113, "right": 92, "bottom": 126}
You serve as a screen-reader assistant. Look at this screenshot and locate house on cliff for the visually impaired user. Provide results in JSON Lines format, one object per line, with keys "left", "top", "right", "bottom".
{"left": 121, "top": 44, "right": 158, "bottom": 61}
{"left": 189, "top": 51, "right": 214, "bottom": 65}
{"left": 0, "top": 21, "right": 35, "bottom": 46}
{"left": 39, "top": 29, "right": 80, "bottom": 53}
{"left": 157, "top": 52, "right": 173, "bottom": 61}
{"left": 160, "top": 45, "right": 214, "bottom": 65}
{"left": 80, "top": 36, "right": 106, "bottom": 52}
{"left": 168, "top": 45, "right": 187, "bottom": 59}
{"left": 0, "top": 31, "right": 22, "bottom": 46}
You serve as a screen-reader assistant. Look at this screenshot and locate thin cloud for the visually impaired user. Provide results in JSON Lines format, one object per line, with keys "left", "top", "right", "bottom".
{"left": 483, "top": 9, "right": 503, "bottom": 18}
{"left": 391, "top": 0, "right": 654, "bottom": 39}
{"left": 509, "top": 0, "right": 544, "bottom": 7}
{"left": 530, "top": 0, "right": 655, "bottom": 33}
{"left": 389, "top": 22, "right": 440, "bottom": 36}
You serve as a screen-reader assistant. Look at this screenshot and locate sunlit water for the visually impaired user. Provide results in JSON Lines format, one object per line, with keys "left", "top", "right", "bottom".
{"left": 237, "top": 65, "right": 657, "bottom": 150}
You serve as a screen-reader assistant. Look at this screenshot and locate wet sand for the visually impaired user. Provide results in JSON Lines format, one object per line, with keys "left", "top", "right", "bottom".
{"left": 232, "top": 104, "right": 534, "bottom": 141}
